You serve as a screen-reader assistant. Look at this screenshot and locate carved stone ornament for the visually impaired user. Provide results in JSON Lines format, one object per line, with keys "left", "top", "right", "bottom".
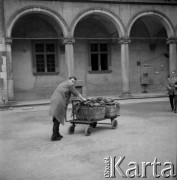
{"left": 167, "top": 37, "right": 177, "bottom": 44}
{"left": 0, "top": 37, "right": 5, "bottom": 44}
{"left": 63, "top": 38, "right": 75, "bottom": 45}
{"left": 5, "top": 38, "right": 12, "bottom": 45}
{"left": 119, "top": 37, "right": 131, "bottom": 44}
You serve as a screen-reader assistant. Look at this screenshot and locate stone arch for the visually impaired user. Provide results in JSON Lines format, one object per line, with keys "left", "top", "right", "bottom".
{"left": 6, "top": 6, "right": 69, "bottom": 38}
{"left": 127, "top": 10, "right": 174, "bottom": 38}
{"left": 70, "top": 8, "right": 125, "bottom": 38}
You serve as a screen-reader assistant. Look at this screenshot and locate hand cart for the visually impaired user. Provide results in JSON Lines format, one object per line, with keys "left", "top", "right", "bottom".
{"left": 66, "top": 100, "right": 120, "bottom": 136}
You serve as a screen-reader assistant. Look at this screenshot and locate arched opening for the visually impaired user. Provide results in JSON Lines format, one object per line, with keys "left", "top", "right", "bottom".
{"left": 129, "top": 14, "right": 172, "bottom": 93}
{"left": 11, "top": 12, "right": 66, "bottom": 100}
{"left": 72, "top": 11, "right": 124, "bottom": 96}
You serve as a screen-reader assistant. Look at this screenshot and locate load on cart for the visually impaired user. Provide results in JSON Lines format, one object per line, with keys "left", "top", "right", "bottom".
{"left": 67, "top": 97, "right": 120, "bottom": 136}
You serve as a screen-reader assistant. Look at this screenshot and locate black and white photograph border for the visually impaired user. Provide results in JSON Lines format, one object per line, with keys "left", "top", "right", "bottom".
{"left": 0, "top": 0, "right": 177, "bottom": 179}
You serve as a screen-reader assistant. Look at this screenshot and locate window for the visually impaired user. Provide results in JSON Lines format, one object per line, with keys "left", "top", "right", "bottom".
{"left": 32, "top": 41, "right": 58, "bottom": 74}
{"left": 89, "top": 42, "right": 111, "bottom": 73}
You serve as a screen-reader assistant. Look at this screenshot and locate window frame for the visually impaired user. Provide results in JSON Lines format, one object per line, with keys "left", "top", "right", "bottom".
{"left": 88, "top": 41, "right": 112, "bottom": 74}
{"left": 32, "top": 40, "right": 59, "bottom": 75}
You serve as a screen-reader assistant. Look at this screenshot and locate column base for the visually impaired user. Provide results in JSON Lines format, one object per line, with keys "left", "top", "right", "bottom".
{"left": 0, "top": 90, "right": 8, "bottom": 104}
{"left": 8, "top": 79, "right": 14, "bottom": 101}
{"left": 119, "top": 93, "right": 132, "bottom": 99}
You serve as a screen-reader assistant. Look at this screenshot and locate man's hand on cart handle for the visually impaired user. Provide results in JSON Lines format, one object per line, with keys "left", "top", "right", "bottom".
{"left": 78, "top": 94, "right": 87, "bottom": 101}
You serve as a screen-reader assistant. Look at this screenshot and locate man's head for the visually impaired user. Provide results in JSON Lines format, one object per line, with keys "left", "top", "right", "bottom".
{"left": 69, "top": 76, "right": 77, "bottom": 85}
{"left": 171, "top": 70, "right": 176, "bottom": 77}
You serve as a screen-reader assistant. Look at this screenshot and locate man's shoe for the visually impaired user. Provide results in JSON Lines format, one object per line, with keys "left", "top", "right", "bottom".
{"left": 58, "top": 133, "right": 63, "bottom": 138}
{"left": 51, "top": 134, "right": 62, "bottom": 141}
{"left": 51, "top": 136, "right": 62, "bottom": 141}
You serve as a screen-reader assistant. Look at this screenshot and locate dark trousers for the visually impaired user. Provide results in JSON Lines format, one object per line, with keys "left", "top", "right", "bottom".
{"left": 174, "top": 95, "right": 177, "bottom": 109}
{"left": 169, "top": 94, "right": 174, "bottom": 110}
{"left": 52, "top": 117, "right": 60, "bottom": 138}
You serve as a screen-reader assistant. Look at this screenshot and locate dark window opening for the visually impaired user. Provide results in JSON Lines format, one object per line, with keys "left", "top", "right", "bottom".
{"left": 90, "top": 42, "right": 109, "bottom": 72}
{"left": 91, "top": 54, "right": 99, "bottom": 71}
{"left": 100, "top": 54, "right": 108, "bottom": 70}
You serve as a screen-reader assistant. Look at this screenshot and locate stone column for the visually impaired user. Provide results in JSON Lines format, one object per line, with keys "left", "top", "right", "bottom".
{"left": 167, "top": 37, "right": 177, "bottom": 73}
{"left": 119, "top": 37, "right": 131, "bottom": 98}
{"left": 6, "top": 38, "right": 14, "bottom": 101}
{"left": 0, "top": 0, "right": 8, "bottom": 104}
{"left": 63, "top": 38, "right": 75, "bottom": 77}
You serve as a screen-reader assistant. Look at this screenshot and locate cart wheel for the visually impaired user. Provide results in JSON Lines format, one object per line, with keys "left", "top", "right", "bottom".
{"left": 91, "top": 122, "right": 97, "bottom": 128}
{"left": 68, "top": 125, "right": 75, "bottom": 135}
{"left": 111, "top": 119, "right": 118, "bottom": 129}
{"left": 85, "top": 126, "right": 92, "bottom": 136}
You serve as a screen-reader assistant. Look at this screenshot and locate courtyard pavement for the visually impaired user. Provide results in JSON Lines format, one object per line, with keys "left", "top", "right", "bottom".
{"left": 0, "top": 91, "right": 167, "bottom": 108}
{"left": 0, "top": 97, "right": 176, "bottom": 180}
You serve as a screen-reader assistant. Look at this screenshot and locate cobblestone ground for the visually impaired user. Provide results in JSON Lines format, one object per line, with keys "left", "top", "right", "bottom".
{"left": 0, "top": 99, "right": 176, "bottom": 180}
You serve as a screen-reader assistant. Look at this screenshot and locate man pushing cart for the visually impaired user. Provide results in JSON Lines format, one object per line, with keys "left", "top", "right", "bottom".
{"left": 49, "top": 76, "right": 120, "bottom": 141}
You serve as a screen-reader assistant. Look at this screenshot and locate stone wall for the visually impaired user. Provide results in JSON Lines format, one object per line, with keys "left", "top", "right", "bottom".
{"left": 0, "top": 0, "right": 176, "bottom": 101}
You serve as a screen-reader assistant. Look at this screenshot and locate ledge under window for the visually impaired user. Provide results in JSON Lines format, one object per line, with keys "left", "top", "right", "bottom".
{"left": 33, "top": 72, "right": 59, "bottom": 76}
{"left": 89, "top": 70, "right": 112, "bottom": 74}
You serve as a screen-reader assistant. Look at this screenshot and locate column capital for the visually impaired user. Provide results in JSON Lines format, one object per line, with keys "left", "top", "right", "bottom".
{"left": 166, "top": 37, "right": 177, "bottom": 44}
{"left": 0, "top": 37, "right": 5, "bottom": 44}
{"left": 119, "top": 37, "right": 131, "bottom": 44}
{"left": 63, "top": 38, "right": 75, "bottom": 45}
{"left": 5, "top": 37, "right": 12, "bottom": 45}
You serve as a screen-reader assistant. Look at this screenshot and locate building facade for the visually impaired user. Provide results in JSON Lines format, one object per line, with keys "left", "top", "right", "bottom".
{"left": 0, "top": 0, "right": 177, "bottom": 104}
